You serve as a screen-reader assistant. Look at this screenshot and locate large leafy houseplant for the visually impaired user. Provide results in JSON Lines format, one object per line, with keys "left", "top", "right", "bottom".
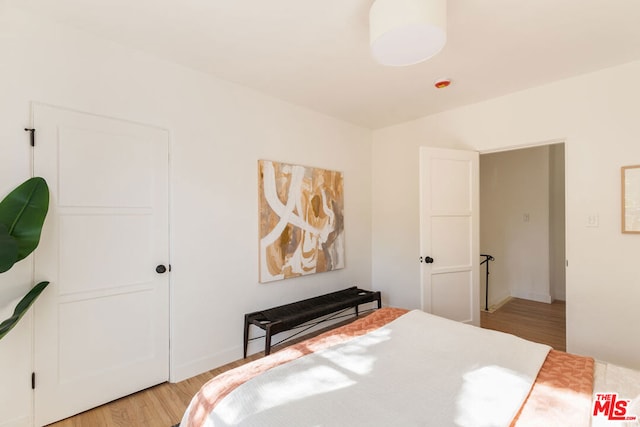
{"left": 0, "top": 177, "right": 49, "bottom": 340}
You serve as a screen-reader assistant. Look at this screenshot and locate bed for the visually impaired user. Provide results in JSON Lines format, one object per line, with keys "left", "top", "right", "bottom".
{"left": 181, "top": 308, "right": 640, "bottom": 427}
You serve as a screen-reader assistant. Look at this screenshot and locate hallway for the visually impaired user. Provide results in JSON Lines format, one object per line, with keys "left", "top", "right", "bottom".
{"left": 480, "top": 298, "right": 566, "bottom": 351}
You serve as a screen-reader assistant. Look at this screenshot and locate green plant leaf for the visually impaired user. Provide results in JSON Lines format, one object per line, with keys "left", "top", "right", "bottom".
{"left": 0, "top": 177, "right": 49, "bottom": 263}
{"left": 0, "top": 281, "right": 49, "bottom": 340}
{"left": 0, "top": 223, "right": 18, "bottom": 273}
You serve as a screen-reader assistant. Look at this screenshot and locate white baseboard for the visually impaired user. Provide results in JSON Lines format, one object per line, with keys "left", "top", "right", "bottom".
{"left": 0, "top": 415, "right": 31, "bottom": 427}
{"left": 170, "top": 313, "right": 363, "bottom": 383}
{"left": 484, "top": 296, "right": 512, "bottom": 313}
{"left": 510, "top": 290, "right": 552, "bottom": 304}
{"left": 170, "top": 346, "right": 240, "bottom": 383}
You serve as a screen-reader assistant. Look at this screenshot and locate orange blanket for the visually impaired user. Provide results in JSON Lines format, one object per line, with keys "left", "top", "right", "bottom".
{"left": 512, "top": 350, "right": 595, "bottom": 426}
{"left": 184, "top": 308, "right": 594, "bottom": 427}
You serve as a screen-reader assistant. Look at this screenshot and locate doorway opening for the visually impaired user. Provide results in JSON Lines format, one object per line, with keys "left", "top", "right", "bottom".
{"left": 478, "top": 142, "right": 566, "bottom": 349}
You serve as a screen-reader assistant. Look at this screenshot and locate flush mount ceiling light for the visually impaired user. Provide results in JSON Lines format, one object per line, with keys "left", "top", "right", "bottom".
{"left": 370, "top": 0, "right": 447, "bottom": 67}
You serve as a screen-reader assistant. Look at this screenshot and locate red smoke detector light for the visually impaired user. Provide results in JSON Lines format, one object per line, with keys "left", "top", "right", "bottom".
{"left": 434, "top": 78, "right": 451, "bottom": 89}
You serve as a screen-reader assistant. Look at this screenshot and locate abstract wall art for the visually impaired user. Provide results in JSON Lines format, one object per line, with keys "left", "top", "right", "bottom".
{"left": 258, "top": 160, "right": 345, "bottom": 283}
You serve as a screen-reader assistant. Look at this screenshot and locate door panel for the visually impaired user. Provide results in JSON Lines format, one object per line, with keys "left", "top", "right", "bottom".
{"left": 32, "top": 104, "right": 169, "bottom": 426}
{"left": 431, "top": 216, "right": 472, "bottom": 268}
{"left": 58, "top": 290, "right": 155, "bottom": 382}
{"left": 431, "top": 271, "right": 473, "bottom": 321}
{"left": 58, "top": 126, "right": 153, "bottom": 207}
{"left": 420, "top": 147, "right": 479, "bottom": 325}
{"left": 58, "top": 215, "right": 153, "bottom": 293}
{"left": 431, "top": 158, "right": 473, "bottom": 211}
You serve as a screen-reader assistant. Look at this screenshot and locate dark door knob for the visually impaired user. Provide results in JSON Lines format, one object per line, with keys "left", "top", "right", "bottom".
{"left": 424, "top": 256, "right": 434, "bottom": 264}
{"left": 156, "top": 264, "right": 167, "bottom": 274}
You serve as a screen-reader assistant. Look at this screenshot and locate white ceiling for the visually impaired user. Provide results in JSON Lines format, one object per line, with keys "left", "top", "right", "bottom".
{"left": 10, "top": 0, "right": 640, "bottom": 129}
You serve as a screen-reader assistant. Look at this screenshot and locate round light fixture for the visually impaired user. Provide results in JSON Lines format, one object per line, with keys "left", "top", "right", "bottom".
{"left": 370, "top": 0, "right": 447, "bottom": 67}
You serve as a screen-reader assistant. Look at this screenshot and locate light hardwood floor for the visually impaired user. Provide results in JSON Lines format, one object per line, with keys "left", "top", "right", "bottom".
{"left": 50, "top": 300, "right": 566, "bottom": 426}
{"left": 480, "top": 297, "right": 566, "bottom": 351}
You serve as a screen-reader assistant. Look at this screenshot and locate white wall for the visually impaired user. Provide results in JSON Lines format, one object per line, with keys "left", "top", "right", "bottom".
{"left": 0, "top": 7, "right": 372, "bottom": 426}
{"left": 372, "top": 59, "right": 640, "bottom": 370}
{"left": 480, "top": 146, "right": 552, "bottom": 307}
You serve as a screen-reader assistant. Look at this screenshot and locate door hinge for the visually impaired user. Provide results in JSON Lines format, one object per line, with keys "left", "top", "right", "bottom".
{"left": 31, "top": 372, "right": 35, "bottom": 389}
{"left": 24, "top": 128, "right": 35, "bottom": 147}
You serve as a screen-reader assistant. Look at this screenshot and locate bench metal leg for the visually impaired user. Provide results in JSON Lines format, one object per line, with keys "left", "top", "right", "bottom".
{"left": 265, "top": 325, "right": 273, "bottom": 356}
{"left": 243, "top": 315, "right": 250, "bottom": 358}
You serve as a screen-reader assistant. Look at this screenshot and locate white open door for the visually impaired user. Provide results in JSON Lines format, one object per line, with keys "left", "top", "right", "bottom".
{"left": 420, "top": 147, "right": 479, "bottom": 325}
{"left": 32, "top": 104, "right": 170, "bottom": 426}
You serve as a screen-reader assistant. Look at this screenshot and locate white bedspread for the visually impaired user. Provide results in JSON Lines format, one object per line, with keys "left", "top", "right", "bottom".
{"left": 207, "top": 310, "right": 551, "bottom": 427}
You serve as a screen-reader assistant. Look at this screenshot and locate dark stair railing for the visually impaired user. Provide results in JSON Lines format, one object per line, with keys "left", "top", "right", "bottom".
{"left": 480, "top": 254, "right": 495, "bottom": 311}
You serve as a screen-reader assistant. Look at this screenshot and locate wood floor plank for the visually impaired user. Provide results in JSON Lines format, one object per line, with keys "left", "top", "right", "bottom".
{"left": 480, "top": 297, "right": 566, "bottom": 351}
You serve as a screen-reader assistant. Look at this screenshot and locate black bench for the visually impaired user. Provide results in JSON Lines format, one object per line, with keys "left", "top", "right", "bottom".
{"left": 243, "top": 286, "right": 382, "bottom": 357}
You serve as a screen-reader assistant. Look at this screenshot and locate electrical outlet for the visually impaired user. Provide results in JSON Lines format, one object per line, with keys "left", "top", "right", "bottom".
{"left": 587, "top": 214, "right": 599, "bottom": 227}
{"left": 523, "top": 213, "right": 530, "bottom": 222}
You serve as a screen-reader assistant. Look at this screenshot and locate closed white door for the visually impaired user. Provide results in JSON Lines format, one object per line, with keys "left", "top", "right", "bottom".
{"left": 419, "top": 147, "right": 479, "bottom": 325}
{"left": 32, "top": 104, "right": 170, "bottom": 426}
